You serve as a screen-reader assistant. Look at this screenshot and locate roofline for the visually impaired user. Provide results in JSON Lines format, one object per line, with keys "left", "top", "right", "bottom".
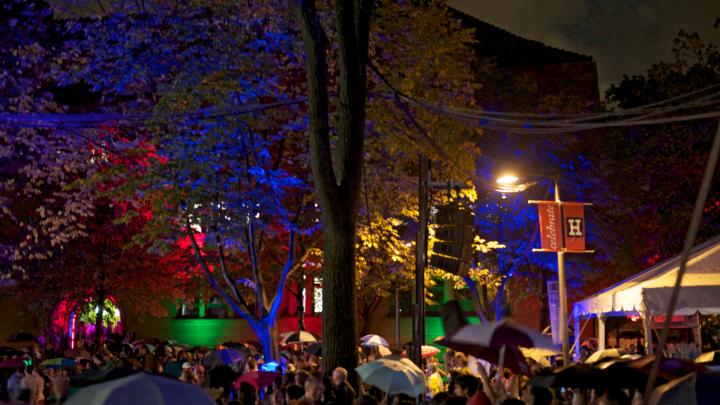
{"left": 576, "top": 234, "right": 720, "bottom": 304}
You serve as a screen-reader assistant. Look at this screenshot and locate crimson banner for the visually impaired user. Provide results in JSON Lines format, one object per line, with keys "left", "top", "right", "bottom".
{"left": 562, "top": 203, "right": 586, "bottom": 252}
{"left": 537, "top": 201, "right": 562, "bottom": 251}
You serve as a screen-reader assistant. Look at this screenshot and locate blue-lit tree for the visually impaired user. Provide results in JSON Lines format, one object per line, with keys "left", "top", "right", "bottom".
{"left": 51, "top": 0, "right": 318, "bottom": 360}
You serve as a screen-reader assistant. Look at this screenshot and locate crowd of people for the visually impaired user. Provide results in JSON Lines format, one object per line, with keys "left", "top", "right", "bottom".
{"left": 0, "top": 329, "right": 702, "bottom": 405}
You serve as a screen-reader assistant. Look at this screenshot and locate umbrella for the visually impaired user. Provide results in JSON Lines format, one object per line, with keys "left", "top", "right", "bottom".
{"left": 584, "top": 348, "right": 625, "bottom": 364}
{"left": 444, "top": 320, "right": 557, "bottom": 351}
{"left": 436, "top": 338, "right": 531, "bottom": 375}
{"left": 378, "top": 346, "right": 392, "bottom": 357}
{"left": 40, "top": 358, "right": 75, "bottom": 369}
{"left": 520, "top": 347, "right": 559, "bottom": 368}
{"left": 7, "top": 332, "right": 36, "bottom": 343}
{"left": 279, "top": 331, "right": 317, "bottom": 345}
{"left": 356, "top": 357, "right": 425, "bottom": 397}
{"left": 360, "top": 334, "right": 389, "bottom": 347}
{"left": 593, "top": 356, "right": 669, "bottom": 390}
{"left": 0, "top": 358, "right": 26, "bottom": 369}
{"left": 695, "top": 350, "right": 720, "bottom": 364}
{"left": 234, "top": 370, "right": 280, "bottom": 390}
{"left": 0, "top": 346, "right": 25, "bottom": 357}
{"left": 203, "top": 348, "right": 244, "bottom": 367}
{"left": 531, "top": 364, "right": 609, "bottom": 389}
{"left": 71, "top": 366, "right": 139, "bottom": 388}
{"left": 66, "top": 372, "right": 216, "bottom": 405}
{"left": 304, "top": 343, "right": 322, "bottom": 356}
{"left": 131, "top": 340, "right": 156, "bottom": 352}
{"left": 421, "top": 345, "right": 440, "bottom": 358}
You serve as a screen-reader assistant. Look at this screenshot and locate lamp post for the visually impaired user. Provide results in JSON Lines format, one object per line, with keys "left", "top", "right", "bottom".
{"left": 495, "top": 174, "right": 572, "bottom": 365}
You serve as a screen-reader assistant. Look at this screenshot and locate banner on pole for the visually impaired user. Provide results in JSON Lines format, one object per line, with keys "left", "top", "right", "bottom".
{"left": 537, "top": 201, "right": 562, "bottom": 252}
{"left": 562, "top": 203, "right": 586, "bottom": 252}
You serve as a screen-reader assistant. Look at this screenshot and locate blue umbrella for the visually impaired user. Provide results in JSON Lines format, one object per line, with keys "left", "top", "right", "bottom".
{"left": 66, "top": 372, "right": 215, "bottom": 405}
{"left": 41, "top": 358, "right": 75, "bottom": 369}
{"left": 203, "top": 348, "right": 244, "bottom": 367}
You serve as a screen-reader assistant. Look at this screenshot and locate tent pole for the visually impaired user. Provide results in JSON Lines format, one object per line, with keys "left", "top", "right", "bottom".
{"left": 642, "top": 309, "right": 653, "bottom": 355}
{"left": 573, "top": 314, "right": 582, "bottom": 362}
{"left": 597, "top": 315, "right": 606, "bottom": 351}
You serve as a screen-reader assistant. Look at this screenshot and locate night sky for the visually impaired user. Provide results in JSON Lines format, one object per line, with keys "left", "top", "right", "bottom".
{"left": 449, "top": 0, "right": 719, "bottom": 95}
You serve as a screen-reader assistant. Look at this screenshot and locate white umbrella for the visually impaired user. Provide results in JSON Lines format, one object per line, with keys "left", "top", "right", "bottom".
{"left": 65, "top": 372, "right": 215, "bottom": 405}
{"left": 356, "top": 357, "right": 425, "bottom": 397}
{"left": 360, "top": 335, "right": 389, "bottom": 348}
{"left": 520, "top": 347, "right": 559, "bottom": 368}
{"left": 695, "top": 350, "right": 720, "bottom": 363}
{"left": 279, "top": 331, "right": 318, "bottom": 345}
{"left": 584, "top": 348, "right": 625, "bottom": 364}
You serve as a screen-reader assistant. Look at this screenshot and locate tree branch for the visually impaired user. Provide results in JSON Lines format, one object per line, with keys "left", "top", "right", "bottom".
{"left": 215, "top": 232, "right": 251, "bottom": 312}
{"left": 268, "top": 230, "right": 296, "bottom": 323}
{"left": 295, "top": 0, "right": 337, "bottom": 201}
{"left": 186, "top": 224, "right": 255, "bottom": 324}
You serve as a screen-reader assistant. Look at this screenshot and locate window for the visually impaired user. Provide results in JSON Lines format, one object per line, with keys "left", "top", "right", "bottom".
{"left": 313, "top": 277, "right": 323, "bottom": 314}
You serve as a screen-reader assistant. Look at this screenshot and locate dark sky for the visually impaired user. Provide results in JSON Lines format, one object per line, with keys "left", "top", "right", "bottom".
{"left": 448, "top": 0, "right": 719, "bottom": 95}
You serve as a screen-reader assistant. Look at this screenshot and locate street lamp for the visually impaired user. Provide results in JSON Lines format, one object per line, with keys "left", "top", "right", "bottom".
{"left": 494, "top": 173, "right": 571, "bottom": 365}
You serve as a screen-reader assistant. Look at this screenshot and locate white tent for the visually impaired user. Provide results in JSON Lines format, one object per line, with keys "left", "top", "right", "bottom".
{"left": 572, "top": 235, "right": 720, "bottom": 355}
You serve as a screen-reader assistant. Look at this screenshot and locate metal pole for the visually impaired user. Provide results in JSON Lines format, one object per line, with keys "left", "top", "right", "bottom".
{"left": 555, "top": 179, "right": 570, "bottom": 365}
{"left": 395, "top": 285, "right": 401, "bottom": 349}
{"left": 412, "top": 154, "right": 429, "bottom": 366}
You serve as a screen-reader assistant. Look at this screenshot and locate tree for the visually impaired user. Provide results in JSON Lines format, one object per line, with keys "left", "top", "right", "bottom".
{"left": 0, "top": 0, "right": 97, "bottom": 279}
{"left": 295, "top": 0, "right": 372, "bottom": 375}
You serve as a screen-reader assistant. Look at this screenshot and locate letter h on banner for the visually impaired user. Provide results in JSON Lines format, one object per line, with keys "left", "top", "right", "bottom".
{"left": 534, "top": 201, "right": 588, "bottom": 252}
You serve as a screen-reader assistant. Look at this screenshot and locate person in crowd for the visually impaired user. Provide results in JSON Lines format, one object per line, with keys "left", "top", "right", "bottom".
{"left": 300, "top": 376, "right": 325, "bottom": 405}
{"left": 331, "top": 367, "right": 356, "bottom": 404}
{"left": 286, "top": 384, "right": 305, "bottom": 405}
{"left": 295, "top": 370, "right": 311, "bottom": 388}
{"left": 520, "top": 385, "right": 553, "bottom": 405}
{"left": 427, "top": 363, "right": 445, "bottom": 397}
{"left": 453, "top": 373, "right": 491, "bottom": 405}
{"left": 20, "top": 365, "right": 44, "bottom": 405}
{"left": 179, "top": 362, "right": 199, "bottom": 385}
{"left": 47, "top": 367, "right": 70, "bottom": 404}
{"left": 6, "top": 366, "right": 25, "bottom": 402}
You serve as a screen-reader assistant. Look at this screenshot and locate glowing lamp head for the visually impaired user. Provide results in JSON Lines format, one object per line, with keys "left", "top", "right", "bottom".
{"left": 496, "top": 174, "right": 519, "bottom": 185}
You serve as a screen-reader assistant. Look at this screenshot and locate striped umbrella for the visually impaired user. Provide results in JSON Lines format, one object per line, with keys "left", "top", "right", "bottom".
{"left": 360, "top": 335, "right": 389, "bottom": 348}
{"left": 279, "top": 331, "right": 318, "bottom": 345}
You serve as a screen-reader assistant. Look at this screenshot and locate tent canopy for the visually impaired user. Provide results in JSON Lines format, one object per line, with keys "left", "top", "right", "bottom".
{"left": 574, "top": 236, "right": 720, "bottom": 318}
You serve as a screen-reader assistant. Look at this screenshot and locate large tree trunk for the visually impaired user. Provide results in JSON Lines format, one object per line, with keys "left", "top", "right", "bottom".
{"left": 255, "top": 320, "right": 280, "bottom": 362}
{"left": 322, "top": 216, "right": 359, "bottom": 374}
{"left": 295, "top": 0, "right": 371, "bottom": 379}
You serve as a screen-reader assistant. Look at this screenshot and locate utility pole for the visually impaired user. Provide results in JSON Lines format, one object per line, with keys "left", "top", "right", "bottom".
{"left": 412, "top": 155, "right": 429, "bottom": 366}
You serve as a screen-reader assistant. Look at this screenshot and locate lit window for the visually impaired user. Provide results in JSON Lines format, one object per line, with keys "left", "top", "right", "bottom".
{"left": 313, "top": 277, "right": 323, "bottom": 313}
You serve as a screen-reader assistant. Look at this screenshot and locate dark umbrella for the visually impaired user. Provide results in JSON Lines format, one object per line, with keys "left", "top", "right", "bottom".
{"left": 594, "top": 357, "right": 667, "bottom": 389}
{"left": 0, "top": 358, "right": 26, "bottom": 369}
{"left": 7, "top": 332, "right": 36, "bottom": 343}
{"left": 435, "top": 338, "right": 530, "bottom": 375}
{"left": 304, "top": 343, "right": 322, "bottom": 356}
{"left": 0, "top": 346, "right": 25, "bottom": 357}
{"left": 531, "top": 364, "right": 609, "bottom": 389}
{"left": 70, "top": 366, "right": 139, "bottom": 388}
